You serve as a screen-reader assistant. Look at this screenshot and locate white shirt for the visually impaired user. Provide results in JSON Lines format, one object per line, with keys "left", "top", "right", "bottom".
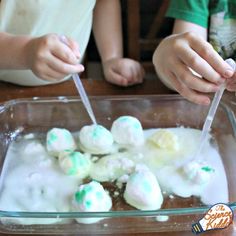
{"left": 0, "top": 0, "right": 96, "bottom": 85}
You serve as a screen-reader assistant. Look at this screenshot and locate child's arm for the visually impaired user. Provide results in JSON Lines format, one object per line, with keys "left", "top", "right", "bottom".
{"left": 153, "top": 20, "right": 234, "bottom": 105}
{"left": 93, "top": 0, "right": 144, "bottom": 86}
{"left": 0, "top": 32, "right": 84, "bottom": 82}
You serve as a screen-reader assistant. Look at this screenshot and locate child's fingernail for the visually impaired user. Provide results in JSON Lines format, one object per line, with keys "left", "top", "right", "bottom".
{"left": 76, "top": 50, "right": 81, "bottom": 58}
{"left": 225, "top": 58, "right": 236, "bottom": 70}
{"left": 224, "top": 69, "right": 234, "bottom": 78}
{"left": 212, "top": 86, "right": 219, "bottom": 92}
{"left": 59, "top": 35, "right": 68, "bottom": 45}
{"left": 203, "top": 98, "right": 210, "bottom": 105}
{"left": 217, "top": 80, "right": 224, "bottom": 85}
{"left": 79, "top": 64, "right": 85, "bottom": 71}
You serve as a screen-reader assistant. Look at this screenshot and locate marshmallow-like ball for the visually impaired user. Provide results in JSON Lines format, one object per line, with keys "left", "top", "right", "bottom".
{"left": 90, "top": 153, "right": 135, "bottom": 182}
{"left": 111, "top": 116, "right": 144, "bottom": 146}
{"left": 124, "top": 170, "right": 163, "bottom": 210}
{"left": 79, "top": 125, "right": 113, "bottom": 154}
{"left": 148, "top": 129, "right": 179, "bottom": 151}
{"left": 183, "top": 161, "right": 215, "bottom": 185}
{"left": 59, "top": 151, "right": 92, "bottom": 178}
{"left": 72, "top": 181, "right": 112, "bottom": 224}
{"left": 46, "top": 128, "right": 76, "bottom": 156}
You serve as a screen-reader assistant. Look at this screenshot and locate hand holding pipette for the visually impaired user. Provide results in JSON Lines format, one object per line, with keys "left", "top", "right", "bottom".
{"left": 194, "top": 58, "right": 236, "bottom": 160}
{"left": 59, "top": 35, "right": 97, "bottom": 125}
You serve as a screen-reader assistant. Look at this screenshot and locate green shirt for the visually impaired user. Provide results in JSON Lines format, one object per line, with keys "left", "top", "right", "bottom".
{"left": 167, "top": 0, "right": 236, "bottom": 60}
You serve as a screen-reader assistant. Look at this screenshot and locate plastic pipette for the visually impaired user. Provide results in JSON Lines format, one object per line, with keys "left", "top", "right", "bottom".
{"left": 72, "top": 73, "right": 97, "bottom": 125}
{"left": 59, "top": 35, "right": 97, "bottom": 125}
{"left": 194, "top": 58, "right": 236, "bottom": 159}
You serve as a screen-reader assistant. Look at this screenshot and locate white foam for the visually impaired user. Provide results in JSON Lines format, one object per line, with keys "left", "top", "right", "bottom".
{"left": 0, "top": 126, "right": 228, "bottom": 225}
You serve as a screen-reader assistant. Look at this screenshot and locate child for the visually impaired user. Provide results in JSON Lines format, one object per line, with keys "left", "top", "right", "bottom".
{"left": 153, "top": 0, "right": 236, "bottom": 105}
{"left": 0, "top": 0, "right": 144, "bottom": 87}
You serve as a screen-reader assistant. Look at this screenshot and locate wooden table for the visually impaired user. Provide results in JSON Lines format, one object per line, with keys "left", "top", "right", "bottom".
{"left": 0, "top": 77, "right": 173, "bottom": 103}
{"left": 0, "top": 78, "right": 235, "bottom": 236}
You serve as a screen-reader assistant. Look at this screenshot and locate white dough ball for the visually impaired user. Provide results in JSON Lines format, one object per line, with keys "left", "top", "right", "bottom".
{"left": 79, "top": 125, "right": 113, "bottom": 154}
{"left": 72, "top": 181, "right": 112, "bottom": 224}
{"left": 111, "top": 116, "right": 144, "bottom": 146}
{"left": 46, "top": 128, "right": 76, "bottom": 156}
{"left": 183, "top": 161, "right": 215, "bottom": 185}
{"left": 59, "top": 151, "right": 92, "bottom": 179}
{"left": 124, "top": 170, "right": 163, "bottom": 210}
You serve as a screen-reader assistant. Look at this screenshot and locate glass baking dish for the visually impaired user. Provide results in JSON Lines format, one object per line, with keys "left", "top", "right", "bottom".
{"left": 0, "top": 94, "right": 235, "bottom": 235}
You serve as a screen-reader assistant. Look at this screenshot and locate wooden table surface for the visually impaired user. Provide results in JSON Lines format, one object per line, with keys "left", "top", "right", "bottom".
{"left": 0, "top": 77, "right": 173, "bottom": 103}
{"left": 0, "top": 78, "right": 235, "bottom": 236}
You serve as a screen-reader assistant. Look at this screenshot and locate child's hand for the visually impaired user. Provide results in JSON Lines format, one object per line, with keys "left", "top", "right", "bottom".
{"left": 25, "top": 34, "right": 84, "bottom": 82}
{"left": 226, "top": 72, "right": 236, "bottom": 91}
{"left": 102, "top": 58, "right": 145, "bottom": 86}
{"left": 153, "top": 32, "right": 234, "bottom": 105}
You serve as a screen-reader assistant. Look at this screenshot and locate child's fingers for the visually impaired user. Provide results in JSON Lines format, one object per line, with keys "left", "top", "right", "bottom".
{"left": 172, "top": 60, "right": 219, "bottom": 93}
{"left": 52, "top": 44, "right": 78, "bottom": 65}
{"left": 47, "top": 54, "right": 84, "bottom": 74}
{"left": 41, "top": 66, "right": 68, "bottom": 81}
{"left": 226, "top": 75, "right": 236, "bottom": 91}
{"left": 33, "top": 62, "right": 68, "bottom": 81}
{"left": 126, "top": 67, "right": 142, "bottom": 84}
{"left": 50, "top": 36, "right": 79, "bottom": 64}
{"left": 178, "top": 44, "right": 224, "bottom": 85}
{"left": 137, "top": 65, "right": 145, "bottom": 83}
{"left": 227, "top": 84, "right": 236, "bottom": 91}
{"left": 59, "top": 35, "right": 81, "bottom": 59}
{"left": 106, "top": 71, "right": 129, "bottom": 87}
{"left": 122, "top": 61, "right": 145, "bottom": 84}
{"left": 189, "top": 35, "right": 234, "bottom": 78}
{"left": 65, "top": 37, "right": 81, "bottom": 59}
{"left": 132, "top": 62, "right": 145, "bottom": 82}
{"left": 167, "top": 71, "right": 211, "bottom": 105}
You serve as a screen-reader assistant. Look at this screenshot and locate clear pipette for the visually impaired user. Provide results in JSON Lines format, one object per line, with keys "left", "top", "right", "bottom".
{"left": 194, "top": 58, "right": 236, "bottom": 160}
{"left": 60, "top": 35, "right": 97, "bottom": 125}
{"left": 72, "top": 73, "right": 97, "bottom": 125}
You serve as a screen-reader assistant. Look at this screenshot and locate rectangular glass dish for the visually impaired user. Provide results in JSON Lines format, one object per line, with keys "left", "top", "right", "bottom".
{"left": 0, "top": 95, "right": 235, "bottom": 235}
